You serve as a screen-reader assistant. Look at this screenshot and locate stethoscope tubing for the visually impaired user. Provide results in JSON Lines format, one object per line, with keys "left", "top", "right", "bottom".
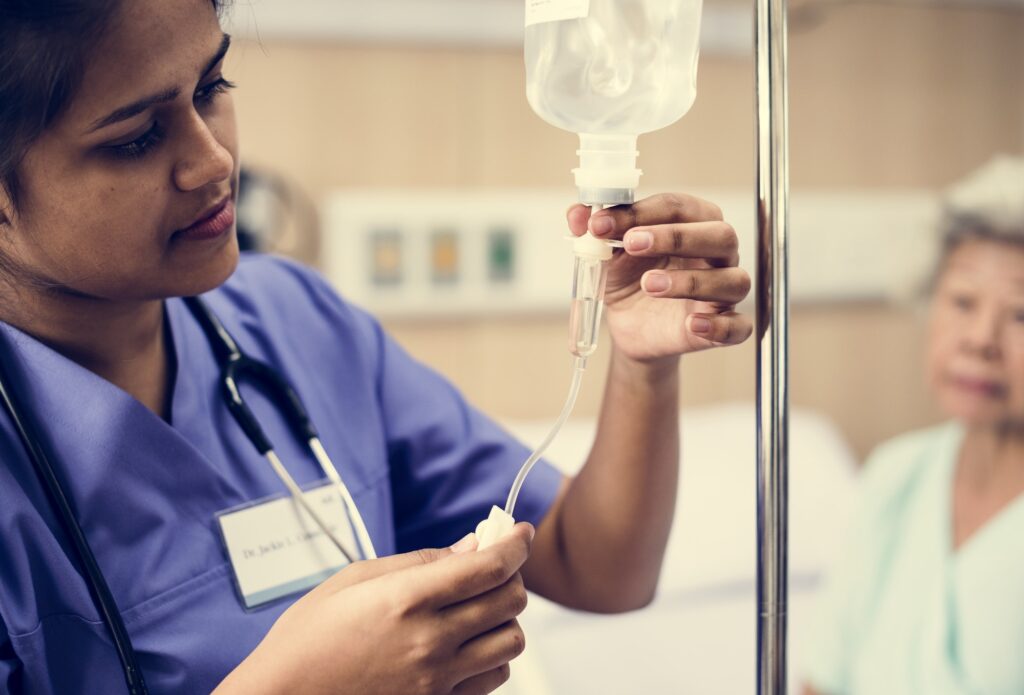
{"left": 184, "top": 296, "right": 375, "bottom": 562}
{"left": 0, "top": 296, "right": 377, "bottom": 694}
{"left": 0, "top": 345, "right": 149, "bottom": 695}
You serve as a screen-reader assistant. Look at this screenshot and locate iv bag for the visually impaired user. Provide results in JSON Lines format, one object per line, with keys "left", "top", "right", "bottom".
{"left": 525, "top": 0, "right": 704, "bottom": 137}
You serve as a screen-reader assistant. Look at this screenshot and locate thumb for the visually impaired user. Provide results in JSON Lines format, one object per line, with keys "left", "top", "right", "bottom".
{"left": 360, "top": 532, "right": 479, "bottom": 577}
{"left": 327, "top": 539, "right": 474, "bottom": 591}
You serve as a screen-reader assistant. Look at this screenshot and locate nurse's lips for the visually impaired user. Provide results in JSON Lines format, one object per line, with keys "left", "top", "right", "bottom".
{"left": 173, "top": 197, "right": 234, "bottom": 241}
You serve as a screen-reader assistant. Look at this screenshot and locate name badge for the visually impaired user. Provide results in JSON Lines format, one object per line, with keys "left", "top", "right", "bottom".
{"left": 217, "top": 482, "right": 358, "bottom": 609}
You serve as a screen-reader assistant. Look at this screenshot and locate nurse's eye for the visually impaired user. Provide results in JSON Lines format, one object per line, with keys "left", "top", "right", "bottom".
{"left": 1012, "top": 307, "right": 1024, "bottom": 324}
{"left": 106, "top": 122, "right": 164, "bottom": 160}
{"left": 194, "top": 76, "right": 236, "bottom": 107}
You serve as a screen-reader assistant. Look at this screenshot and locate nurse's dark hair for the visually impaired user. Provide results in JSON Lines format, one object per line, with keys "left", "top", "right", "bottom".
{"left": 0, "top": 0, "right": 226, "bottom": 216}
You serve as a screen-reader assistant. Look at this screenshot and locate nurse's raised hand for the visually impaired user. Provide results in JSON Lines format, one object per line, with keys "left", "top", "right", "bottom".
{"left": 215, "top": 523, "right": 535, "bottom": 695}
{"left": 567, "top": 193, "right": 753, "bottom": 363}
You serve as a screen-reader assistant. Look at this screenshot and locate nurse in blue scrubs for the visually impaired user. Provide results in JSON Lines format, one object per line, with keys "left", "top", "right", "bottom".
{"left": 0, "top": 1, "right": 752, "bottom": 693}
{"left": 801, "top": 156, "right": 1024, "bottom": 695}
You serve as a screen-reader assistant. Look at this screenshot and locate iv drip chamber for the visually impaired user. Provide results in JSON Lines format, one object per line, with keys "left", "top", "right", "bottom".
{"left": 569, "top": 232, "right": 613, "bottom": 359}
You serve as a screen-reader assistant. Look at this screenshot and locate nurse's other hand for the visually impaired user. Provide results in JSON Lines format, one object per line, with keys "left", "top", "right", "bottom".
{"left": 215, "top": 523, "right": 534, "bottom": 695}
{"left": 567, "top": 193, "right": 753, "bottom": 364}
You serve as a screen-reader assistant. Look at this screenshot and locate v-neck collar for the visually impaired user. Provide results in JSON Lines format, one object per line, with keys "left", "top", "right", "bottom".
{"left": 941, "top": 422, "right": 1024, "bottom": 563}
{"left": 0, "top": 300, "right": 212, "bottom": 464}
{"left": 0, "top": 304, "right": 245, "bottom": 576}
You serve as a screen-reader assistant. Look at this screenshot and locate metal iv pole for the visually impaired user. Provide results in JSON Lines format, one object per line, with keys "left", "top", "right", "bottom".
{"left": 755, "top": 0, "right": 790, "bottom": 690}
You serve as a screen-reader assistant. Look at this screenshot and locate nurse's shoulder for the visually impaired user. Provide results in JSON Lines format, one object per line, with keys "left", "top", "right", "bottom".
{"left": 205, "top": 252, "right": 385, "bottom": 360}
{"left": 215, "top": 252, "right": 367, "bottom": 323}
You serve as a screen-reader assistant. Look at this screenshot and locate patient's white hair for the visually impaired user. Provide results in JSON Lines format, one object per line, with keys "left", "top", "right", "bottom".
{"left": 939, "top": 154, "right": 1024, "bottom": 257}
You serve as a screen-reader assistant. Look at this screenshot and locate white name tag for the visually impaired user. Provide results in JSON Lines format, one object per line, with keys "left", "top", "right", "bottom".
{"left": 217, "top": 483, "right": 358, "bottom": 608}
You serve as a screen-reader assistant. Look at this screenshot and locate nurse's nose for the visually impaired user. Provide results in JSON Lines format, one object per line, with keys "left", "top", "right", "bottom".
{"left": 961, "top": 304, "right": 1002, "bottom": 361}
{"left": 173, "top": 114, "right": 234, "bottom": 192}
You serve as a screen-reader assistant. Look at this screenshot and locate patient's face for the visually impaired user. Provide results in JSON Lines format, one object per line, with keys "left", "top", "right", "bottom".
{"left": 927, "top": 239, "right": 1024, "bottom": 429}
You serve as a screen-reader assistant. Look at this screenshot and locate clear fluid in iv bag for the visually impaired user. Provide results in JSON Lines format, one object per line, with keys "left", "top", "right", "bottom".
{"left": 525, "top": 0, "right": 703, "bottom": 136}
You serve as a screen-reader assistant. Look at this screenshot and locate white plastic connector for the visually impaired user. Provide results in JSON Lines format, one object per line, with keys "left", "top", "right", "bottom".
{"left": 475, "top": 505, "right": 516, "bottom": 550}
{"left": 572, "top": 231, "right": 615, "bottom": 261}
{"left": 573, "top": 133, "right": 642, "bottom": 205}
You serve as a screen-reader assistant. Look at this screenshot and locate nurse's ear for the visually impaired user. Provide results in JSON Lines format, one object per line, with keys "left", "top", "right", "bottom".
{"left": 0, "top": 189, "right": 12, "bottom": 227}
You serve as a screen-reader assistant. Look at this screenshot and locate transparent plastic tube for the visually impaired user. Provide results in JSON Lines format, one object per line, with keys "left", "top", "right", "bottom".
{"left": 504, "top": 356, "right": 587, "bottom": 516}
{"left": 504, "top": 210, "right": 615, "bottom": 518}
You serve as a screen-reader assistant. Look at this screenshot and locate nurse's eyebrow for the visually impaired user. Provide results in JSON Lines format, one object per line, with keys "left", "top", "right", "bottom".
{"left": 86, "top": 33, "right": 232, "bottom": 134}
{"left": 202, "top": 33, "right": 232, "bottom": 81}
{"left": 87, "top": 87, "right": 180, "bottom": 133}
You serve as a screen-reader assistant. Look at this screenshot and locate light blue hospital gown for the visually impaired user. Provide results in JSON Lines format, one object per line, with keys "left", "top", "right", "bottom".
{"left": 803, "top": 423, "right": 1024, "bottom": 695}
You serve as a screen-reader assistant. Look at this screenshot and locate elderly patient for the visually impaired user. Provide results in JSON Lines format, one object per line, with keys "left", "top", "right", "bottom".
{"left": 801, "top": 155, "right": 1024, "bottom": 695}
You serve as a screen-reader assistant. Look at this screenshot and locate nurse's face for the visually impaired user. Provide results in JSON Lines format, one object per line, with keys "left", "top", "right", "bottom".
{"left": 0, "top": 0, "right": 239, "bottom": 302}
{"left": 926, "top": 239, "right": 1024, "bottom": 430}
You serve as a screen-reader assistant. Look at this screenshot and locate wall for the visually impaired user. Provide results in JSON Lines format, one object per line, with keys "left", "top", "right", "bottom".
{"left": 225, "top": 3, "right": 1024, "bottom": 458}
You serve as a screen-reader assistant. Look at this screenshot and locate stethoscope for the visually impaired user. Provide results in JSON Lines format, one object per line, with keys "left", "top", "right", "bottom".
{"left": 0, "top": 295, "right": 375, "bottom": 695}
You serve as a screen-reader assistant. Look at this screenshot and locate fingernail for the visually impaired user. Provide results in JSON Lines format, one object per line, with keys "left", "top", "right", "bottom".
{"left": 450, "top": 533, "right": 478, "bottom": 554}
{"left": 643, "top": 272, "right": 670, "bottom": 293}
{"left": 690, "top": 317, "right": 712, "bottom": 334}
{"left": 624, "top": 230, "right": 652, "bottom": 252}
{"left": 590, "top": 216, "right": 614, "bottom": 236}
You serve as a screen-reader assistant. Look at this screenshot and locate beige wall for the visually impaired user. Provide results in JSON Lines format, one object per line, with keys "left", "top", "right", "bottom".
{"left": 225, "top": 4, "right": 1024, "bottom": 459}
{"left": 381, "top": 301, "right": 945, "bottom": 460}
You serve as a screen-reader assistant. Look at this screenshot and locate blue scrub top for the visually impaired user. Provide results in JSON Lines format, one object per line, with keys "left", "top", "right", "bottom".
{"left": 0, "top": 254, "right": 563, "bottom": 694}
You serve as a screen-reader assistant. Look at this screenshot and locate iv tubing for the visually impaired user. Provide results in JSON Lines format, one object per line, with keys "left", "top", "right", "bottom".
{"left": 504, "top": 355, "right": 588, "bottom": 516}
{"left": 504, "top": 203, "right": 611, "bottom": 517}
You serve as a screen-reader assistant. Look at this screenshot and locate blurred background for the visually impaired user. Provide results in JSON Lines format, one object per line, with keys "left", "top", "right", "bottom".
{"left": 223, "top": 0, "right": 1023, "bottom": 461}
{"left": 219, "top": 1, "right": 1023, "bottom": 692}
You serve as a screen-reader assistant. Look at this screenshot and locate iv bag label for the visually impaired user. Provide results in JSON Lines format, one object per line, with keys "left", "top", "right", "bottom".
{"left": 525, "top": 0, "right": 590, "bottom": 27}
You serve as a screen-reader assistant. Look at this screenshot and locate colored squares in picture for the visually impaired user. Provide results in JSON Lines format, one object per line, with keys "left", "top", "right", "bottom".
{"left": 488, "top": 228, "right": 516, "bottom": 283}
{"left": 431, "top": 230, "right": 460, "bottom": 284}
{"left": 370, "top": 229, "right": 403, "bottom": 286}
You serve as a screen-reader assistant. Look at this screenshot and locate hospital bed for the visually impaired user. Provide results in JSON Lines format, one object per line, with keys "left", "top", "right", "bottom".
{"left": 496, "top": 403, "right": 859, "bottom": 695}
